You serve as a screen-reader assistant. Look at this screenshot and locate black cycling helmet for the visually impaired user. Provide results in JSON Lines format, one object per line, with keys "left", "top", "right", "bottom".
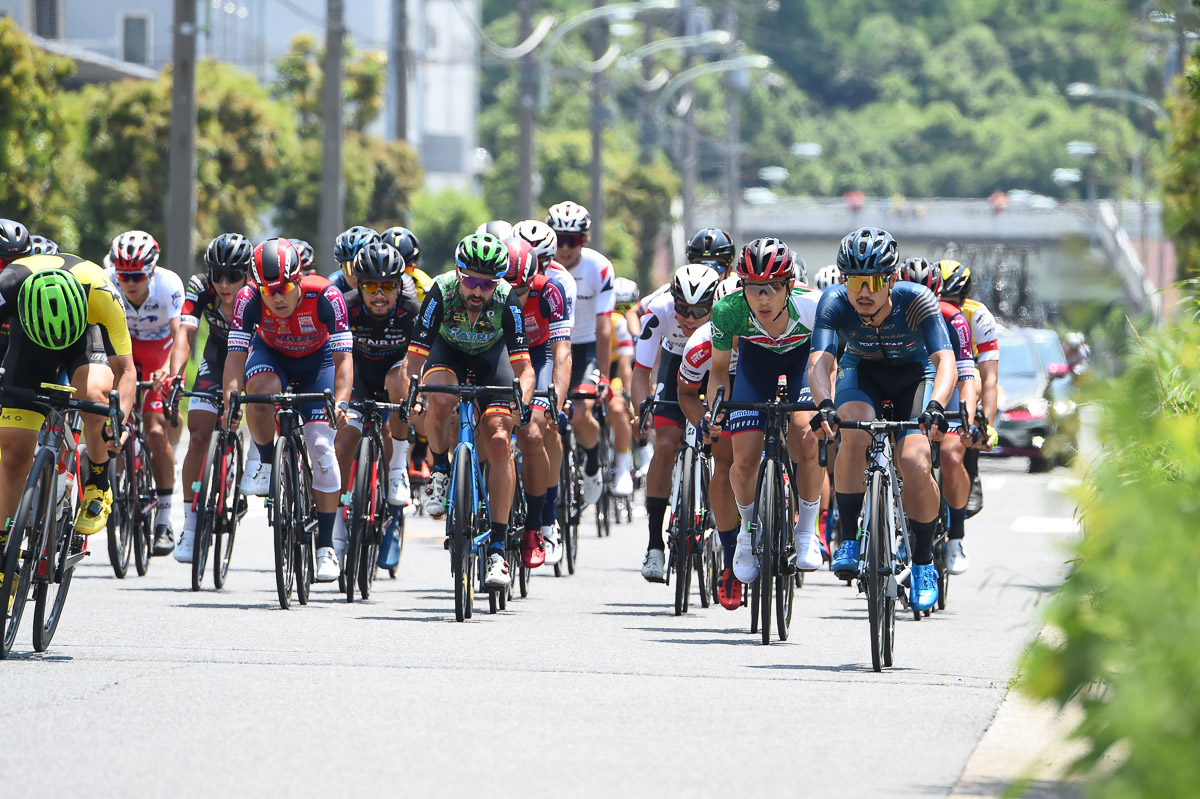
{"left": 0, "top": 218, "right": 32, "bottom": 262}
{"left": 333, "top": 225, "right": 381, "bottom": 264}
{"left": 205, "top": 233, "right": 254, "bottom": 272}
{"left": 837, "top": 227, "right": 899, "bottom": 276}
{"left": 381, "top": 226, "right": 421, "bottom": 268}
{"left": 685, "top": 227, "right": 735, "bottom": 270}
{"left": 353, "top": 241, "right": 406, "bottom": 281}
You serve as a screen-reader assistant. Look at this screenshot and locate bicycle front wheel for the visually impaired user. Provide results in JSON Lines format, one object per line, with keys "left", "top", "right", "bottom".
{"left": 33, "top": 502, "right": 77, "bottom": 652}
{"left": 757, "top": 460, "right": 778, "bottom": 646}
{"left": 866, "top": 471, "right": 890, "bottom": 672}
{"left": 294, "top": 447, "right": 314, "bottom": 607}
{"left": 132, "top": 440, "right": 154, "bottom": 576}
{"left": 272, "top": 439, "right": 297, "bottom": 609}
{"left": 673, "top": 447, "right": 696, "bottom": 616}
{"left": 106, "top": 446, "right": 132, "bottom": 579}
{"left": 451, "top": 444, "right": 475, "bottom": 622}
{"left": 774, "top": 472, "right": 795, "bottom": 641}
{"left": 192, "top": 431, "right": 222, "bottom": 592}
{"left": 2, "top": 449, "right": 56, "bottom": 659}
{"left": 213, "top": 434, "right": 244, "bottom": 589}
{"left": 344, "top": 442, "right": 370, "bottom": 603}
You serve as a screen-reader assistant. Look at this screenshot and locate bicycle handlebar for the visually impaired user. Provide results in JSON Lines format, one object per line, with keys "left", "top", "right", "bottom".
{"left": 404, "top": 376, "right": 527, "bottom": 423}
{"left": 0, "top": 382, "right": 124, "bottom": 430}
{"left": 165, "top": 384, "right": 223, "bottom": 428}
{"left": 230, "top": 389, "right": 337, "bottom": 431}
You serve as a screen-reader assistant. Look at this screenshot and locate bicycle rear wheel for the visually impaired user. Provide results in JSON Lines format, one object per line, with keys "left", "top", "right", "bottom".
{"left": 294, "top": 449, "right": 313, "bottom": 607}
{"left": 106, "top": 447, "right": 132, "bottom": 579}
{"left": 33, "top": 501, "right": 77, "bottom": 652}
{"left": 357, "top": 444, "right": 385, "bottom": 601}
{"left": 757, "top": 460, "right": 778, "bottom": 645}
{"left": 2, "top": 450, "right": 55, "bottom": 659}
{"left": 272, "top": 440, "right": 297, "bottom": 609}
{"left": 451, "top": 444, "right": 475, "bottom": 622}
{"left": 865, "top": 471, "right": 889, "bottom": 672}
{"left": 191, "top": 432, "right": 222, "bottom": 592}
{"left": 344, "top": 442, "right": 370, "bottom": 603}
{"left": 131, "top": 441, "right": 154, "bottom": 577}
{"left": 775, "top": 477, "right": 795, "bottom": 641}
{"left": 213, "top": 434, "right": 243, "bottom": 590}
{"left": 695, "top": 465, "right": 713, "bottom": 609}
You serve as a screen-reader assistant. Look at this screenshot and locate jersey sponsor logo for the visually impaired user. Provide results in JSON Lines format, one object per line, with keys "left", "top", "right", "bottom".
{"left": 639, "top": 315, "right": 659, "bottom": 340}
{"left": 421, "top": 300, "right": 439, "bottom": 328}
{"left": 685, "top": 341, "right": 711, "bottom": 368}
{"left": 510, "top": 305, "right": 524, "bottom": 333}
{"left": 298, "top": 315, "right": 317, "bottom": 334}
{"left": 545, "top": 285, "right": 564, "bottom": 318}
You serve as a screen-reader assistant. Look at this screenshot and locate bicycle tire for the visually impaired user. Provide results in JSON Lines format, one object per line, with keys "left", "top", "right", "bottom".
{"left": 555, "top": 429, "right": 574, "bottom": 578}
{"left": 564, "top": 444, "right": 580, "bottom": 576}
{"left": 131, "top": 440, "right": 154, "bottom": 577}
{"left": 358, "top": 443, "right": 386, "bottom": 601}
{"left": 191, "top": 432, "right": 221, "bottom": 592}
{"left": 757, "top": 460, "right": 777, "bottom": 646}
{"left": 2, "top": 449, "right": 55, "bottom": 659}
{"left": 866, "top": 471, "right": 888, "bottom": 672}
{"left": 213, "top": 435, "right": 243, "bottom": 589}
{"left": 344, "top": 442, "right": 370, "bottom": 603}
{"left": 775, "top": 474, "right": 795, "bottom": 641}
{"left": 294, "top": 447, "right": 313, "bottom": 607}
{"left": 106, "top": 447, "right": 132, "bottom": 579}
{"left": 452, "top": 443, "right": 475, "bottom": 622}
{"left": 33, "top": 503, "right": 76, "bottom": 652}
{"left": 748, "top": 577, "right": 759, "bottom": 634}
{"left": 696, "top": 465, "right": 713, "bottom": 609}
{"left": 882, "top": 484, "right": 898, "bottom": 666}
{"left": 672, "top": 446, "right": 695, "bottom": 615}
{"left": 272, "top": 439, "right": 296, "bottom": 609}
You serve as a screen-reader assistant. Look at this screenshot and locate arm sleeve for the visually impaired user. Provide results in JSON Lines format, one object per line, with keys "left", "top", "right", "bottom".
{"left": 227, "top": 285, "right": 261, "bottom": 353}
{"left": 596, "top": 259, "right": 615, "bottom": 314}
{"left": 318, "top": 285, "right": 353, "bottom": 353}
{"left": 811, "top": 289, "right": 847, "bottom": 356}
{"left": 545, "top": 277, "right": 573, "bottom": 342}
{"left": 614, "top": 314, "right": 634, "bottom": 356}
{"left": 407, "top": 280, "right": 445, "bottom": 358}
{"left": 167, "top": 272, "right": 184, "bottom": 320}
{"left": 634, "top": 310, "right": 666, "bottom": 369}
{"left": 503, "top": 291, "right": 530, "bottom": 362}
{"left": 948, "top": 313, "right": 977, "bottom": 380}
{"left": 678, "top": 329, "right": 711, "bottom": 387}
{"left": 180, "top": 273, "right": 208, "bottom": 328}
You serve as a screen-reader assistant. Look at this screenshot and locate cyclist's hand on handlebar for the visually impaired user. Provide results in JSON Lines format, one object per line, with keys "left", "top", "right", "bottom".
{"left": 226, "top": 391, "right": 242, "bottom": 432}
{"left": 334, "top": 401, "right": 350, "bottom": 431}
{"left": 809, "top": 399, "right": 840, "bottom": 439}
{"left": 919, "top": 399, "right": 948, "bottom": 442}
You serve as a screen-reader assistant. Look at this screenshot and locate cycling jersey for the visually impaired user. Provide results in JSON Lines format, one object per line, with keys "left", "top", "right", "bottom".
{"left": 181, "top": 272, "right": 251, "bottom": 339}
{"left": 612, "top": 312, "right": 633, "bottom": 363}
{"left": 959, "top": 298, "right": 999, "bottom": 363}
{"left": 0, "top": 254, "right": 132, "bottom": 357}
{"left": 343, "top": 285, "right": 420, "bottom": 368}
{"left": 710, "top": 285, "right": 820, "bottom": 355}
{"left": 408, "top": 266, "right": 434, "bottom": 303}
{"left": 940, "top": 301, "right": 977, "bottom": 382}
{"left": 409, "top": 272, "right": 529, "bottom": 363}
{"left": 565, "top": 248, "right": 614, "bottom": 344}
{"left": 678, "top": 322, "right": 738, "bottom": 387}
{"left": 520, "top": 271, "right": 573, "bottom": 348}
{"left": 811, "top": 282, "right": 952, "bottom": 364}
{"left": 633, "top": 284, "right": 669, "bottom": 318}
{"left": 545, "top": 260, "right": 577, "bottom": 327}
{"left": 229, "top": 274, "right": 352, "bottom": 357}
{"left": 105, "top": 266, "right": 184, "bottom": 342}
{"left": 635, "top": 291, "right": 705, "bottom": 369}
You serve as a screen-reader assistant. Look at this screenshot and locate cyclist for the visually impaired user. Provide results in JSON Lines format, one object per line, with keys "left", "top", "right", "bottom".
{"left": 506, "top": 237, "right": 572, "bottom": 567}
{"left": 608, "top": 300, "right": 636, "bottom": 497}
{"left": 807, "top": 227, "right": 957, "bottom": 612}
{"left": 224, "top": 238, "right": 352, "bottom": 584}
{"left": 166, "top": 232, "right": 254, "bottom": 563}
{"left": 707, "top": 238, "right": 826, "bottom": 585}
{"left": 676, "top": 274, "right": 742, "bottom": 606}
{"left": 0, "top": 255, "right": 136, "bottom": 541}
{"left": 938, "top": 259, "right": 999, "bottom": 573}
{"left": 402, "top": 233, "right": 534, "bottom": 588}
{"left": 0, "top": 219, "right": 33, "bottom": 362}
{"left": 545, "top": 201, "right": 614, "bottom": 506}
{"left": 29, "top": 235, "right": 59, "bottom": 256}
{"left": 813, "top": 264, "right": 841, "bottom": 292}
{"left": 330, "top": 225, "right": 381, "bottom": 293}
{"left": 105, "top": 230, "right": 185, "bottom": 556}
{"left": 632, "top": 264, "right": 720, "bottom": 581}
{"left": 290, "top": 238, "right": 316, "bottom": 276}
{"left": 381, "top": 226, "right": 434, "bottom": 303}
{"left": 477, "top": 219, "right": 514, "bottom": 242}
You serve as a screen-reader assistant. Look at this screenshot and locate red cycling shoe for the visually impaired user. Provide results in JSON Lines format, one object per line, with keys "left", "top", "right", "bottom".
{"left": 522, "top": 529, "right": 546, "bottom": 568}
{"left": 716, "top": 568, "right": 742, "bottom": 610}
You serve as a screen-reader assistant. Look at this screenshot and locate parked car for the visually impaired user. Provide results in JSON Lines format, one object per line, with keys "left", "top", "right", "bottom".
{"left": 986, "top": 327, "right": 1079, "bottom": 472}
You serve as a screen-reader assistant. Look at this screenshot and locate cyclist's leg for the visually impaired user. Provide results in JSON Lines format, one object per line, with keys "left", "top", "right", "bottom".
{"left": 132, "top": 337, "right": 177, "bottom": 522}
{"left": 643, "top": 354, "right": 684, "bottom": 562}
{"left": 0, "top": 333, "right": 58, "bottom": 532}
{"left": 939, "top": 390, "right": 971, "bottom": 573}
{"left": 830, "top": 354, "right": 879, "bottom": 573}
{"left": 181, "top": 349, "right": 223, "bottom": 544}
{"left": 291, "top": 349, "right": 343, "bottom": 579}
{"left": 384, "top": 363, "right": 412, "bottom": 507}
{"left": 567, "top": 343, "right": 602, "bottom": 496}
{"left": 608, "top": 367, "right": 634, "bottom": 495}
{"left": 784, "top": 353, "right": 823, "bottom": 570}
{"left": 478, "top": 343, "right": 520, "bottom": 587}
{"left": 418, "top": 338, "right": 463, "bottom": 516}
{"left": 516, "top": 345, "right": 552, "bottom": 556}
{"left": 243, "top": 340, "right": 286, "bottom": 468}
{"left": 72, "top": 328, "right": 121, "bottom": 533}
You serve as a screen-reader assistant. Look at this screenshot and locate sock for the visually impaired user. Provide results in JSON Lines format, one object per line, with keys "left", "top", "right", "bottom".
{"left": 736, "top": 501, "right": 756, "bottom": 536}
{"left": 646, "top": 496, "right": 669, "bottom": 551}
{"left": 719, "top": 527, "right": 739, "bottom": 570}
{"left": 432, "top": 450, "right": 450, "bottom": 472}
{"left": 835, "top": 492, "right": 865, "bottom": 547}
{"left": 584, "top": 445, "right": 599, "bottom": 475}
{"left": 183, "top": 503, "right": 197, "bottom": 533}
{"left": 542, "top": 484, "right": 558, "bottom": 526}
{"left": 255, "top": 440, "right": 275, "bottom": 466}
{"left": 412, "top": 435, "right": 429, "bottom": 463}
{"left": 795, "top": 497, "right": 820, "bottom": 538}
{"left": 949, "top": 504, "right": 967, "bottom": 541}
{"left": 614, "top": 449, "right": 631, "bottom": 475}
{"left": 390, "top": 437, "right": 409, "bottom": 474}
{"left": 88, "top": 460, "right": 110, "bottom": 491}
{"left": 316, "top": 510, "right": 336, "bottom": 549}
{"left": 156, "top": 489, "right": 174, "bottom": 527}
{"left": 525, "top": 492, "right": 545, "bottom": 533}
{"left": 911, "top": 518, "right": 936, "bottom": 565}
{"left": 333, "top": 510, "right": 349, "bottom": 546}
{"left": 489, "top": 521, "right": 507, "bottom": 554}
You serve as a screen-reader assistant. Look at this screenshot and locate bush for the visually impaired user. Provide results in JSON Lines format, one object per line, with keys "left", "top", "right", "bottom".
{"left": 408, "top": 187, "right": 491, "bottom": 276}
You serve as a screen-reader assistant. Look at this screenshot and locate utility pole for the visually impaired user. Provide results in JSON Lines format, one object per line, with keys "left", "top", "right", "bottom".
{"left": 167, "top": 0, "right": 198, "bottom": 276}
{"left": 391, "top": 0, "right": 408, "bottom": 142}
{"left": 638, "top": 18, "right": 656, "bottom": 166}
{"left": 517, "top": 0, "right": 536, "bottom": 221}
{"left": 680, "top": 0, "right": 696, "bottom": 239}
{"left": 724, "top": 0, "right": 740, "bottom": 246}
{"left": 588, "top": 0, "right": 607, "bottom": 251}
{"left": 319, "top": 0, "right": 346, "bottom": 259}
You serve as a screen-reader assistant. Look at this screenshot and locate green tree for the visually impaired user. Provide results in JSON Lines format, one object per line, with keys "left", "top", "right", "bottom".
{"left": 409, "top": 187, "right": 491, "bottom": 275}
{"left": 1164, "top": 54, "right": 1200, "bottom": 282}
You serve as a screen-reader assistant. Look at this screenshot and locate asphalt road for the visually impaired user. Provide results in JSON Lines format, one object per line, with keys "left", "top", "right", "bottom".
{"left": 0, "top": 458, "right": 1076, "bottom": 798}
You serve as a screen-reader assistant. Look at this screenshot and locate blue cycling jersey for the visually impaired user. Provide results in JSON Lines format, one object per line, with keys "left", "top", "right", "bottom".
{"left": 811, "top": 281, "right": 952, "bottom": 364}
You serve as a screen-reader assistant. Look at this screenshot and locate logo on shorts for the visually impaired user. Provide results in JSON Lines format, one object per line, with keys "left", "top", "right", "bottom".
{"left": 298, "top": 316, "right": 316, "bottom": 334}
{"left": 837, "top": 367, "right": 845, "bottom": 380}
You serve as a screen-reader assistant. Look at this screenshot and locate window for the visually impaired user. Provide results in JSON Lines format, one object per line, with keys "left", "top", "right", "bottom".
{"left": 32, "top": 0, "right": 59, "bottom": 39}
{"left": 122, "top": 14, "right": 149, "bottom": 65}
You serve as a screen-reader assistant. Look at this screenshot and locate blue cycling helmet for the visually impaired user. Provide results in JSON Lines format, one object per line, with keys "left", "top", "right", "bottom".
{"left": 333, "top": 225, "right": 381, "bottom": 264}
{"left": 836, "top": 227, "right": 899, "bottom": 276}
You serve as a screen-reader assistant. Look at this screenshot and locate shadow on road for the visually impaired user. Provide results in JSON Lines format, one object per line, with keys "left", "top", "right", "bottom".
{"left": 940, "top": 777, "right": 1082, "bottom": 799}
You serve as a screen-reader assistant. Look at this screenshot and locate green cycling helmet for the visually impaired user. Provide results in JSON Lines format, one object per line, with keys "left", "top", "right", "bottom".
{"left": 454, "top": 233, "right": 509, "bottom": 278}
{"left": 18, "top": 268, "right": 89, "bottom": 350}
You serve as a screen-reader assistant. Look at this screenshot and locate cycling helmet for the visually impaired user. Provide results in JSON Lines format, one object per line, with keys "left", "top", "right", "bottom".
{"left": 613, "top": 277, "right": 640, "bottom": 308}
{"left": 333, "top": 225, "right": 381, "bottom": 264}
{"left": 899, "top": 256, "right": 942, "bottom": 296}
{"left": 1066, "top": 332, "right": 1085, "bottom": 348}
{"left": 545, "top": 201, "right": 591, "bottom": 234}
{"left": 813, "top": 264, "right": 841, "bottom": 290}
{"left": 18, "top": 268, "right": 88, "bottom": 350}
{"left": 836, "top": 227, "right": 898, "bottom": 276}
{"left": 28, "top": 235, "right": 60, "bottom": 256}
{"left": 939, "top": 259, "right": 972, "bottom": 297}
{"left": 477, "top": 220, "right": 514, "bottom": 242}
{"left": 454, "top": 233, "right": 510, "bottom": 278}
{"left": 513, "top": 220, "right": 558, "bottom": 266}
{"left": 380, "top": 226, "right": 421, "bottom": 266}
{"left": 794, "top": 256, "right": 809, "bottom": 285}
{"left": 289, "top": 238, "right": 314, "bottom": 269}
{"left": 0, "top": 218, "right": 32, "bottom": 263}
{"left": 109, "top": 230, "right": 160, "bottom": 276}
{"left": 714, "top": 274, "right": 740, "bottom": 302}
{"left": 504, "top": 238, "right": 539, "bottom": 287}
{"left": 685, "top": 228, "right": 735, "bottom": 270}
{"left": 205, "top": 233, "right": 253, "bottom": 272}
{"left": 671, "top": 264, "right": 721, "bottom": 306}
{"left": 253, "top": 237, "right": 301, "bottom": 289}
{"left": 737, "top": 237, "right": 795, "bottom": 282}
{"left": 353, "top": 240, "right": 406, "bottom": 282}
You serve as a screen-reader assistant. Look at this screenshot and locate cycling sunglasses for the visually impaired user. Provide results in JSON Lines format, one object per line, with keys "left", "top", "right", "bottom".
{"left": 114, "top": 272, "right": 149, "bottom": 283}
{"left": 694, "top": 259, "right": 729, "bottom": 273}
{"left": 845, "top": 274, "right": 889, "bottom": 293}
{"left": 674, "top": 302, "right": 712, "bottom": 320}
{"left": 557, "top": 233, "right": 585, "bottom": 248}
{"left": 210, "top": 268, "right": 246, "bottom": 284}
{"left": 361, "top": 280, "right": 399, "bottom": 295}
{"left": 458, "top": 271, "right": 499, "bottom": 291}
{"left": 259, "top": 281, "right": 296, "bottom": 298}
{"left": 742, "top": 279, "right": 790, "bottom": 297}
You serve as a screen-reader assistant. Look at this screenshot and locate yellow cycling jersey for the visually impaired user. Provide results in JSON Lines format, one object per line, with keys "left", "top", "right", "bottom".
{"left": 959, "top": 298, "right": 999, "bottom": 363}
{"left": 0, "top": 253, "right": 133, "bottom": 357}
{"left": 610, "top": 311, "right": 633, "bottom": 365}
{"left": 408, "top": 266, "right": 434, "bottom": 303}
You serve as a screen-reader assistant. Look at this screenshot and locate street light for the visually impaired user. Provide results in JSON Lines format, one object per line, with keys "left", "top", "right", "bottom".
{"left": 1066, "top": 82, "right": 1169, "bottom": 122}
{"left": 655, "top": 54, "right": 772, "bottom": 117}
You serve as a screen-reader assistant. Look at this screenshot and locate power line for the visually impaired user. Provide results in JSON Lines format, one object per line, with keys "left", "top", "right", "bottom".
{"left": 448, "top": 0, "right": 555, "bottom": 60}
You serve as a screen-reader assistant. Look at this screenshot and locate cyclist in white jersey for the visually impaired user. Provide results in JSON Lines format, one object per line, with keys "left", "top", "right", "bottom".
{"left": 546, "top": 201, "right": 614, "bottom": 507}
{"left": 106, "top": 230, "right": 185, "bottom": 555}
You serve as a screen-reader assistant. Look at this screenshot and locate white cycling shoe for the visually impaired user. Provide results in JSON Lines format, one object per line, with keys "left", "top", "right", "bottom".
{"left": 485, "top": 553, "right": 511, "bottom": 588}
{"left": 945, "top": 539, "right": 970, "bottom": 575}
{"left": 582, "top": 469, "right": 603, "bottom": 505}
{"left": 541, "top": 524, "right": 563, "bottom": 566}
{"left": 240, "top": 461, "right": 271, "bottom": 497}
{"left": 315, "top": 547, "right": 341, "bottom": 582}
{"left": 640, "top": 549, "right": 666, "bottom": 583}
{"left": 791, "top": 527, "right": 823, "bottom": 572}
{"left": 613, "top": 470, "right": 634, "bottom": 498}
{"left": 388, "top": 469, "right": 410, "bottom": 508}
{"left": 732, "top": 530, "right": 759, "bottom": 583}
{"left": 422, "top": 471, "right": 449, "bottom": 516}
{"left": 173, "top": 528, "right": 195, "bottom": 564}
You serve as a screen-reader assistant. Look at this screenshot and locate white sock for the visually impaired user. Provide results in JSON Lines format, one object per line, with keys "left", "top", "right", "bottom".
{"left": 795, "top": 498, "right": 820, "bottom": 537}
{"left": 737, "top": 501, "right": 756, "bottom": 537}
{"left": 183, "top": 503, "right": 197, "bottom": 533}
{"left": 156, "top": 492, "right": 174, "bottom": 528}
{"left": 614, "top": 449, "right": 632, "bottom": 475}
{"left": 333, "top": 510, "right": 349, "bottom": 546}
{"left": 390, "top": 438, "right": 409, "bottom": 474}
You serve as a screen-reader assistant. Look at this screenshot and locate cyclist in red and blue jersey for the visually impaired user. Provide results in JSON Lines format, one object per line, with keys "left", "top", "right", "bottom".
{"left": 807, "top": 227, "right": 957, "bottom": 612}
{"left": 223, "top": 238, "right": 353, "bottom": 585}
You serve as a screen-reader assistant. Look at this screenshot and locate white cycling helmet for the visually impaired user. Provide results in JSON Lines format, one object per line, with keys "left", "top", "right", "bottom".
{"left": 545, "top": 201, "right": 591, "bottom": 234}
{"left": 476, "top": 220, "right": 513, "bottom": 241}
{"left": 512, "top": 219, "right": 558, "bottom": 266}
{"left": 109, "top": 230, "right": 160, "bottom": 277}
{"left": 793, "top": 255, "right": 808, "bottom": 284}
{"left": 613, "top": 277, "right": 640, "bottom": 308}
{"left": 813, "top": 264, "right": 841, "bottom": 290}
{"left": 670, "top": 263, "right": 720, "bottom": 306}
{"left": 714, "top": 274, "right": 740, "bottom": 302}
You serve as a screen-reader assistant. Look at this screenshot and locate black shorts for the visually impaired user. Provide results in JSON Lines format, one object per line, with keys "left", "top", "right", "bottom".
{"left": 0, "top": 324, "right": 107, "bottom": 418}
{"left": 652, "top": 352, "right": 687, "bottom": 428}
{"left": 423, "top": 337, "right": 515, "bottom": 411}
{"left": 835, "top": 356, "right": 932, "bottom": 435}
{"left": 569, "top": 341, "right": 600, "bottom": 390}
{"left": 352, "top": 355, "right": 403, "bottom": 402}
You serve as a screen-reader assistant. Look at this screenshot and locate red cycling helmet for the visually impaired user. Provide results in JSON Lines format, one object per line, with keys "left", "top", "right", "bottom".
{"left": 253, "top": 238, "right": 301, "bottom": 291}
{"left": 737, "top": 237, "right": 794, "bottom": 282}
{"left": 504, "top": 238, "right": 538, "bottom": 287}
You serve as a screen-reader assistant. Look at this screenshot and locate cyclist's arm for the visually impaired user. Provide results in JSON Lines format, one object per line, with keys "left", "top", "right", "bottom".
{"left": 167, "top": 322, "right": 197, "bottom": 378}
{"left": 807, "top": 350, "right": 837, "bottom": 407}
{"left": 109, "top": 352, "right": 136, "bottom": 430}
{"left": 222, "top": 285, "right": 259, "bottom": 404}
{"left": 617, "top": 353, "right": 633, "bottom": 392}
{"left": 501, "top": 292, "right": 533, "bottom": 406}
{"left": 595, "top": 311, "right": 612, "bottom": 378}
{"left": 333, "top": 348, "right": 353, "bottom": 406}
{"left": 677, "top": 377, "right": 706, "bottom": 427}
{"left": 624, "top": 307, "right": 642, "bottom": 338}
{"left": 222, "top": 349, "right": 248, "bottom": 406}
{"left": 979, "top": 360, "right": 998, "bottom": 424}
{"left": 551, "top": 339, "right": 571, "bottom": 412}
{"left": 631, "top": 361, "right": 652, "bottom": 428}
{"left": 929, "top": 349, "right": 956, "bottom": 409}
{"left": 708, "top": 347, "right": 732, "bottom": 418}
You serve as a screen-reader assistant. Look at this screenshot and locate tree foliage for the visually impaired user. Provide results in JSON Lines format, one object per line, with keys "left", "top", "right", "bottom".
{"left": 1163, "top": 52, "right": 1200, "bottom": 281}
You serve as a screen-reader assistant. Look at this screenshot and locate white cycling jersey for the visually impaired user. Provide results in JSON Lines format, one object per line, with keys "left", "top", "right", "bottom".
{"left": 565, "top": 247, "right": 614, "bottom": 344}
{"left": 105, "top": 266, "right": 185, "bottom": 341}
{"left": 678, "top": 321, "right": 739, "bottom": 386}
{"left": 635, "top": 291, "right": 697, "bottom": 369}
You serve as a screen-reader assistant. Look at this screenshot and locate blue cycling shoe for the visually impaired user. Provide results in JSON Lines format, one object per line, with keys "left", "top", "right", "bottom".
{"left": 910, "top": 563, "right": 939, "bottom": 611}
{"left": 377, "top": 516, "right": 402, "bottom": 570}
{"left": 831, "top": 540, "right": 860, "bottom": 578}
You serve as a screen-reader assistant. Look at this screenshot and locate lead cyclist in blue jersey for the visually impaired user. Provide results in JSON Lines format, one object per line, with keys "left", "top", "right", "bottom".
{"left": 806, "top": 227, "right": 957, "bottom": 611}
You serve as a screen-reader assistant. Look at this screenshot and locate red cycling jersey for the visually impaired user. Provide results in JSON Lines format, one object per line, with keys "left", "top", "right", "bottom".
{"left": 939, "top": 300, "right": 977, "bottom": 381}
{"left": 521, "top": 271, "right": 573, "bottom": 348}
{"left": 229, "top": 274, "right": 352, "bottom": 357}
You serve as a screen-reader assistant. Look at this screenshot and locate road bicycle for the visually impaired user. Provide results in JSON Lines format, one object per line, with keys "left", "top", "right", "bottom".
{"left": 405, "top": 377, "right": 525, "bottom": 622}
{"left": 1, "top": 379, "right": 122, "bottom": 658}
{"left": 107, "top": 380, "right": 157, "bottom": 578}
{"left": 233, "top": 389, "right": 336, "bottom": 610}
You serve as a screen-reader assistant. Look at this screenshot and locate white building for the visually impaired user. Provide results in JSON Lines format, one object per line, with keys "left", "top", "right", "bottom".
{"left": 0, "top": 0, "right": 482, "bottom": 191}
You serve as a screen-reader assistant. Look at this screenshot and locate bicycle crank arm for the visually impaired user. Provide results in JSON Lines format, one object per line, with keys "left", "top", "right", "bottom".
{"left": 303, "top": 519, "right": 318, "bottom": 538}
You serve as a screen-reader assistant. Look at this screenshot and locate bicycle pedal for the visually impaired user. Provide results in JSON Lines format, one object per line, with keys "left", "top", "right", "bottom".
{"left": 442, "top": 537, "right": 451, "bottom": 551}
